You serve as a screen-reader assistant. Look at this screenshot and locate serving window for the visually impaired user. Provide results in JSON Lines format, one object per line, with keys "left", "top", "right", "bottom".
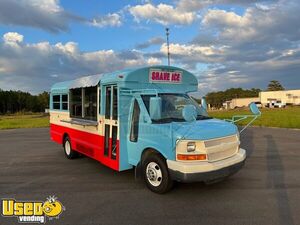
{"left": 70, "top": 86, "right": 97, "bottom": 121}
{"left": 70, "top": 88, "right": 82, "bottom": 118}
{"left": 84, "top": 87, "right": 97, "bottom": 121}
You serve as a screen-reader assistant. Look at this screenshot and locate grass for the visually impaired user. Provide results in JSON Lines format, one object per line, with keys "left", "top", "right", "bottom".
{"left": 0, "top": 113, "right": 49, "bottom": 130}
{"left": 0, "top": 107, "right": 299, "bottom": 130}
{"left": 209, "top": 106, "right": 300, "bottom": 129}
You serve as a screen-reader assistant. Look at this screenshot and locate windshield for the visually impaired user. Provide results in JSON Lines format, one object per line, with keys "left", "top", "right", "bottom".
{"left": 141, "top": 93, "right": 211, "bottom": 123}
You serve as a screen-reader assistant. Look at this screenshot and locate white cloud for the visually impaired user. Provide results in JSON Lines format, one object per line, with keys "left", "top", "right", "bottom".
{"left": 136, "top": 37, "right": 165, "bottom": 49}
{"left": 160, "top": 43, "right": 225, "bottom": 56}
{"left": 129, "top": 3, "right": 197, "bottom": 25}
{"left": 0, "top": 0, "right": 81, "bottom": 33}
{"left": 0, "top": 32, "right": 159, "bottom": 93}
{"left": 55, "top": 42, "right": 78, "bottom": 54}
{"left": 202, "top": 9, "right": 249, "bottom": 27}
{"left": 177, "top": 0, "right": 212, "bottom": 11}
{"left": 228, "top": 70, "right": 239, "bottom": 74}
{"left": 147, "top": 57, "right": 162, "bottom": 65}
{"left": 91, "top": 13, "right": 122, "bottom": 28}
{"left": 3, "top": 32, "right": 24, "bottom": 43}
{"left": 201, "top": 9, "right": 260, "bottom": 43}
{"left": 177, "top": 0, "right": 270, "bottom": 12}
{"left": 200, "top": 0, "right": 300, "bottom": 45}
{"left": 28, "top": 0, "right": 62, "bottom": 13}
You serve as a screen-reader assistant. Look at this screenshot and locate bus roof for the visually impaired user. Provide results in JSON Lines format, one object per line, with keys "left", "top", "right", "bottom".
{"left": 51, "top": 65, "right": 198, "bottom": 93}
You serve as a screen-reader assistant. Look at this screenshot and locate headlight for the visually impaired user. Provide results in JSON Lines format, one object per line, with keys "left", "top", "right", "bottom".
{"left": 187, "top": 142, "right": 196, "bottom": 152}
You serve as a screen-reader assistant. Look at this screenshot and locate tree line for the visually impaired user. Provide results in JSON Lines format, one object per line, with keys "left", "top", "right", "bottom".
{"left": 205, "top": 88, "right": 261, "bottom": 108}
{"left": 0, "top": 89, "right": 49, "bottom": 114}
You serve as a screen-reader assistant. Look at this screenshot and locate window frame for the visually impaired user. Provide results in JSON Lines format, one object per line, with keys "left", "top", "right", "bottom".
{"left": 70, "top": 88, "right": 83, "bottom": 118}
{"left": 52, "top": 94, "right": 61, "bottom": 110}
{"left": 105, "top": 86, "right": 111, "bottom": 119}
{"left": 61, "top": 94, "right": 68, "bottom": 111}
{"left": 70, "top": 86, "right": 98, "bottom": 121}
{"left": 112, "top": 86, "right": 118, "bottom": 120}
{"left": 83, "top": 86, "right": 97, "bottom": 121}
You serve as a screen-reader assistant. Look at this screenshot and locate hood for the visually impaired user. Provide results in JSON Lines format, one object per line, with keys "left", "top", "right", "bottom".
{"left": 172, "top": 118, "right": 238, "bottom": 141}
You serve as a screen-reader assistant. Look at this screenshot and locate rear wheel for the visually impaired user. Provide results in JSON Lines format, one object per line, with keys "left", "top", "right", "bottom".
{"left": 143, "top": 153, "right": 173, "bottom": 194}
{"left": 63, "top": 136, "right": 78, "bottom": 159}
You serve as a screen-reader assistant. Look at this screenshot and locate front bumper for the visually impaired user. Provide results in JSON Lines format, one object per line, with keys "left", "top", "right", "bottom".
{"left": 167, "top": 148, "right": 246, "bottom": 183}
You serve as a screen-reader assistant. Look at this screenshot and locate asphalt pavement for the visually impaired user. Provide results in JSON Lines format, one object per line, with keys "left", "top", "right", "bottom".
{"left": 0, "top": 127, "right": 299, "bottom": 225}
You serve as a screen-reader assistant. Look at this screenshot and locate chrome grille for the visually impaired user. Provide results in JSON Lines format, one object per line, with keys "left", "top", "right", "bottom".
{"left": 204, "top": 135, "right": 237, "bottom": 148}
{"left": 207, "top": 146, "right": 238, "bottom": 161}
{"left": 205, "top": 135, "right": 239, "bottom": 161}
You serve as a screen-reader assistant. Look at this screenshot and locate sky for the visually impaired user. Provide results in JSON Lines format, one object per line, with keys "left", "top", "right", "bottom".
{"left": 0, "top": 0, "right": 299, "bottom": 96}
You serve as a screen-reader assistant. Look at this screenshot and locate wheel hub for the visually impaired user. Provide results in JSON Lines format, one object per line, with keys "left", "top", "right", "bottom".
{"left": 146, "top": 162, "right": 162, "bottom": 187}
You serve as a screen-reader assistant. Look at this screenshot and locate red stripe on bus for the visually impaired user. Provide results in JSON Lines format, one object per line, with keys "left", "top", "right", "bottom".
{"left": 50, "top": 123, "right": 119, "bottom": 171}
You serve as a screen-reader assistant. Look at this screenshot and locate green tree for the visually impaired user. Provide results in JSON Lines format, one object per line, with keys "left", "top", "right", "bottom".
{"left": 267, "top": 80, "right": 285, "bottom": 91}
{"left": 0, "top": 89, "right": 49, "bottom": 114}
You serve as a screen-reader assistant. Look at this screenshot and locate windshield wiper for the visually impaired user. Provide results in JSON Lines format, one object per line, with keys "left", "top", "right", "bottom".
{"left": 153, "top": 116, "right": 212, "bottom": 123}
{"left": 196, "top": 115, "right": 212, "bottom": 120}
{"left": 153, "top": 117, "right": 185, "bottom": 123}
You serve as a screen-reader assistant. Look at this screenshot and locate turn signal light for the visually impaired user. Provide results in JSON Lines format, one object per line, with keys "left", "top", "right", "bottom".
{"left": 177, "top": 154, "right": 207, "bottom": 161}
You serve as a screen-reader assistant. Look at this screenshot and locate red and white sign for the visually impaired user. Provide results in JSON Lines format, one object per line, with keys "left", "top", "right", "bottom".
{"left": 149, "top": 69, "right": 182, "bottom": 84}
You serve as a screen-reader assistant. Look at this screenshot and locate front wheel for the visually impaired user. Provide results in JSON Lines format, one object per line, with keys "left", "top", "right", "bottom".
{"left": 143, "top": 154, "right": 174, "bottom": 194}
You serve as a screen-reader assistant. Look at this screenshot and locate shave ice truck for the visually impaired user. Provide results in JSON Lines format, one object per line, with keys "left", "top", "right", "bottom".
{"left": 50, "top": 66, "right": 260, "bottom": 193}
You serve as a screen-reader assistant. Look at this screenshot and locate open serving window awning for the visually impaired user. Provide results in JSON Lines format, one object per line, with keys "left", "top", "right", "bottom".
{"left": 69, "top": 74, "right": 103, "bottom": 89}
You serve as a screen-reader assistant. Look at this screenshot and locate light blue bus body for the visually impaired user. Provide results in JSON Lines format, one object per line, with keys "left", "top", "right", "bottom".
{"left": 50, "top": 65, "right": 246, "bottom": 192}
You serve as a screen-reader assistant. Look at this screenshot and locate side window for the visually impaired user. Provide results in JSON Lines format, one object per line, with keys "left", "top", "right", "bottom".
{"left": 84, "top": 87, "right": 97, "bottom": 121}
{"left": 70, "top": 88, "right": 82, "bottom": 118}
{"left": 61, "top": 94, "right": 68, "bottom": 110}
{"left": 52, "top": 95, "right": 60, "bottom": 110}
{"left": 130, "top": 99, "right": 140, "bottom": 142}
{"left": 141, "top": 95, "right": 155, "bottom": 114}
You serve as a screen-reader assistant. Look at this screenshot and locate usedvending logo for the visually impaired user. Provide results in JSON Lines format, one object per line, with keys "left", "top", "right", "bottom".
{"left": 1, "top": 196, "right": 65, "bottom": 223}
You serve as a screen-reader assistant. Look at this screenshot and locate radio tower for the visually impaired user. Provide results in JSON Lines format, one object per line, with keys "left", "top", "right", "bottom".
{"left": 166, "top": 28, "right": 170, "bottom": 66}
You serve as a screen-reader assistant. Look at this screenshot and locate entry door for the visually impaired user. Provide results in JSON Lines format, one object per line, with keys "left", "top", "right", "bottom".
{"left": 103, "top": 85, "right": 118, "bottom": 161}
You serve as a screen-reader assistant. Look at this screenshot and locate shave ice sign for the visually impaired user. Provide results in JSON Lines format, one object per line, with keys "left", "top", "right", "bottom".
{"left": 149, "top": 69, "right": 182, "bottom": 84}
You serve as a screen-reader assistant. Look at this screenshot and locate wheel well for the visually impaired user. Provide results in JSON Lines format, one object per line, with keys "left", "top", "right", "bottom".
{"left": 62, "top": 133, "right": 69, "bottom": 145}
{"left": 135, "top": 148, "right": 165, "bottom": 180}
{"left": 141, "top": 148, "right": 164, "bottom": 164}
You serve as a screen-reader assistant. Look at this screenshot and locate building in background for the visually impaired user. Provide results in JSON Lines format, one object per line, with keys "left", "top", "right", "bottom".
{"left": 223, "top": 97, "right": 260, "bottom": 109}
{"left": 221, "top": 89, "right": 300, "bottom": 110}
{"left": 260, "top": 89, "right": 300, "bottom": 107}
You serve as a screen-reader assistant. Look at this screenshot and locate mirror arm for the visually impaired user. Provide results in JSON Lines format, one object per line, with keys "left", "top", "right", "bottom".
{"left": 240, "top": 115, "right": 258, "bottom": 133}
{"left": 226, "top": 114, "right": 261, "bottom": 134}
{"left": 231, "top": 115, "right": 248, "bottom": 123}
{"left": 223, "top": 102, "right": 261, "bottom": 134}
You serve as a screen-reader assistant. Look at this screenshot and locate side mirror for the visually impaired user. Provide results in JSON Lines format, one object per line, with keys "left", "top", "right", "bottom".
{"left": 249, "top": 102, "right": 261, "bottom": 115}
{"left": 149, "top": 97, "right": 162, "bottom": 120}
{"left": 201, "top": 97, "right": 208, "bottom": 111}
{"left": 199, "top": 97, "right": 209, "bottom": 117}
{"left": 182, "top": 105, "right": 197, "bottom": 122}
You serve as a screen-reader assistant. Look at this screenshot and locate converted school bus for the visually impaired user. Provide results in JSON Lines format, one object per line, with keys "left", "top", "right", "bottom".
{"left": 50, "top": 66, "right": 246, "bottom": 193}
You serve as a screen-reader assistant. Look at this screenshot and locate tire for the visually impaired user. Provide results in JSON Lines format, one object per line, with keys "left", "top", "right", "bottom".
{"left": 63, "top": 136, "right": 78, "bottom": 159}
{"left": 142, "top": 153, "right": 174, "bottom": 194}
